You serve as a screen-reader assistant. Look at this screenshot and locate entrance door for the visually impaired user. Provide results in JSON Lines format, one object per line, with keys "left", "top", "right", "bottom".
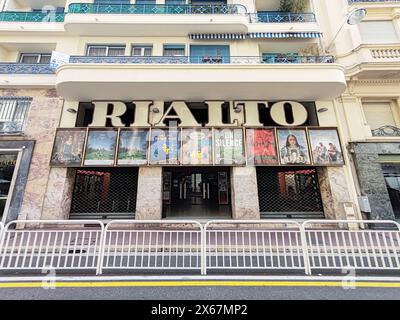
{"left": 382, "top": 164, "right": 400, "bottom": 219}
{"left": 0, "top": 152, "right": 19, "bottom": 223}
{"left": 163, "top": 167, "right": 231, "bottom": 219}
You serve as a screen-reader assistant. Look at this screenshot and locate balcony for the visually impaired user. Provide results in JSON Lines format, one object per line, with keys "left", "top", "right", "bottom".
{"left": 56, "top": 55, "right": 346, "bottom": 101}
{"left": 249, "top": 12, "right": 316, "bottom": 23}
{"left": 0, "top": 63, "right": 56, "bottom": 88}
{"left": 0, "top": 11, "right": 65, "bottom": 34}
{"left": 348, "top": 0, "right": 400, "bottom": 10}
{"left": 0, "top": 11, "right": 65, "bottom": 22}
{"left": 349, "top": 0, "right": 400, "bottom": 3}
{"left": 65, "top": 3, "right": 249, "bottom": 36}
{"left": 340, "top": 44, "right": 400, "bottom": 78}
{"left": 372, "top": 125, "right": 400, "bottom": 137}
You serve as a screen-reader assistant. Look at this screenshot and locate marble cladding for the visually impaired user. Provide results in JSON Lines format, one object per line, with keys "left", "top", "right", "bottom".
{"left": 135, "top": 167, "right": 163, "bottom": 220}
{"left": 41, "top": 168, "right": 76, "bottom": 220}
{"left": 350, "top": 142, "right": 398, "bottom": 220}
{"left": 0, "top": 89, "right": 64, "bottom": 221}
{"left": 231, "top": 167, "right": 260, "bottom": 220}
{"left": 317, "top": 167, "right": 353, "bottom": 220}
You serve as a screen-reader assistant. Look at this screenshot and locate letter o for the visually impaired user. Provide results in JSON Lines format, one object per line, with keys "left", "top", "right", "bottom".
{"left": 270, "top": 101, "right": 308, "bottom": 126}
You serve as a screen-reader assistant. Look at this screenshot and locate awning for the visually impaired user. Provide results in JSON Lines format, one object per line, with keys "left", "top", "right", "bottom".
{"left": 189, "top": 33, "right": 247, "bottom": 40}
{"left": 248, "top": 32, "right": 322, "bottom": 39}
{"left": 189, "top": 32, "right": 322, "bottom": 40}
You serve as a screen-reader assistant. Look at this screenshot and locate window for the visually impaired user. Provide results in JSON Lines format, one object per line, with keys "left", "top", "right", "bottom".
{"left": 165, "top": 0, "right": 186, "bottom": 4}
{"left": 135, "top": 0, "right": 156, "bottom": 4}
{"left": 359, "top": 21, "right": 399, "bottom": 44}
{"left": 132, "top": 45, "right": 153, "bottom": 56}
{"left": 163, "top": 45, "right": 185, "bottom": 56}
{"left": 362, "top": 102, "right": 397, "bottom": 131}
{"left": 86, "top": 45, "right": 126, "bottom": 57}
{"left": 0, "top": 97, "right": 32, "bottom": 134}
{"left": 19, "top": 53, "right": 51, "bottom": 64}
{"left": 190, "top": 45, "right": 230, "bottom": 63}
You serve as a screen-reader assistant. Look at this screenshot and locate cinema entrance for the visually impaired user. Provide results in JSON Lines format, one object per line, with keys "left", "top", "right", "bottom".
{"left": 162, "top": 167, "right": 231, "bottom": 219}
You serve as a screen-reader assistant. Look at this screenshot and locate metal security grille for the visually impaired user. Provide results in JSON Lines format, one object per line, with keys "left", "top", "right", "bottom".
{"left": 70, "top": 167, "right": 138, "bottom": 220}
{"left": 257, "top": 167, "right": 324, "bottom": 219}
{"left": 0, "top": 97, "right": 32, "bottom": 134}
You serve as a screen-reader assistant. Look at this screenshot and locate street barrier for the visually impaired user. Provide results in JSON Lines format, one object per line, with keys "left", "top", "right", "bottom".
{"left": 99, "top": 220, "right": 203, "bottom": 274}
{"left": 0, "top": 219, "right": 398, "bottom": 275}
{"left": 302, "top": 220, "right": 400, "bottom": 273}
{"left": 0, "top": 220, "right": 104, "bottom": 273}
{"left": 203, "top": 220, "right": 309, "bottom": 274}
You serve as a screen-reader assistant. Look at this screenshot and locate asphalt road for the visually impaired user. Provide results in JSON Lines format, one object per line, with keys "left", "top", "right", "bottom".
{"left": 0, "top": 276, "right": 399, "bottom": 300}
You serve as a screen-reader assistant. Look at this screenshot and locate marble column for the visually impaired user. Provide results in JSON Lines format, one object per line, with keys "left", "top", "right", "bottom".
{"left": 317, "top": 167, "right": 355, "bottom": 220}
{"left": 135, "top": 167, "right": 163, "bottom": 220}
{"left": 41, "top": 168, "right": 76, "bottom": 220}
{"left": 231, "top": 167, "right": 260, "bottom": 220}
{"left": 17, "top": 95, "right": 64, "bottom": 221}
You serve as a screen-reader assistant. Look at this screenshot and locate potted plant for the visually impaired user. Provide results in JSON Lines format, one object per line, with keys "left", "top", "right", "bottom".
{"left": 279, "top": 0, "right": 308, "bottom": 13}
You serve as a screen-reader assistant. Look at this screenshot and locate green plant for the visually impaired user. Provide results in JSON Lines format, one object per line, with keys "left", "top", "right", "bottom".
{"left": 279, "top": 0, "right": 308, "bottom": 13}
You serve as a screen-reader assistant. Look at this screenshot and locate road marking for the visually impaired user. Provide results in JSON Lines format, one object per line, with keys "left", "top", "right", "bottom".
{"left": 0, "top": 281, "right": 400, "bottom": 288}
{"left": 2, "top": 275, "right": 400, "bottom": 282}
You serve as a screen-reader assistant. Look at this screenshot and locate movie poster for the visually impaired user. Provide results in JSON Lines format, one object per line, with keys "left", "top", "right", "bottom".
{"left": 182, "top": 129, "right": 212, "bottom": 165}
{"left": 246, "top": 129, "right": 278, "bottom": 165}
{"left": 50, "top": 129, "right": 86, "bottom": 166}
{"left": 214, "top": 128, "right": 245, "bottom": 165}
{"left": 149, "top": 129, "right": 180, "bottom": 165}
{"left": 117, "top": 129, "right": 149, "bottom": 165}
{"left": 277, "top": 129, "right": 311, "bottom": 165}
{"left": 308, "top": 129, "right": 344, "bottom": 165}
{"left": 84, "top": 130, "right": 118, "bottom": 166}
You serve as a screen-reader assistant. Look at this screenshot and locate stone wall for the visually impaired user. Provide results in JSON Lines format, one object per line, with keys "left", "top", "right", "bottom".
{"left": 350, "top": 142, "right": 398, "bottom": 220}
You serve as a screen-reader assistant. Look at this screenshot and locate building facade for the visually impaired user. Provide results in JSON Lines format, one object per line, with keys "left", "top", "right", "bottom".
{"left": 319, "top": 0, "right": 400, "bottom": 221}
{"left": 0, "top": 0, "right": 389, "bottom": 224}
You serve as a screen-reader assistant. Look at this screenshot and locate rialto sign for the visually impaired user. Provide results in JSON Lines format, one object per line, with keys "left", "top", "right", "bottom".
{"left": 85, "top": 100, "right": 310, "bottom": 128}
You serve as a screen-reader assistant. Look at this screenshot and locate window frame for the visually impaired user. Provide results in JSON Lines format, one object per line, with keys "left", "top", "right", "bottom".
{"left": 131, "top": 45, "right": 153, "bottom": 57}
{"left": 86, "top": 45, "right": 127, "bottom": 57}
{"left": 19, "top": 53, "right": 51, "bottom": 64}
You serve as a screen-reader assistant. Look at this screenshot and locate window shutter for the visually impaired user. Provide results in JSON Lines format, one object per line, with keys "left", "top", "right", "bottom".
{"left": 359, "top": 21, "right": 399, "bottom": 44}
{"left": 362, "top": 102, "right": 396, "bottom": 130}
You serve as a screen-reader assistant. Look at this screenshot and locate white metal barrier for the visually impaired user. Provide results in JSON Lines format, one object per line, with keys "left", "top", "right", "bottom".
{"left": 0, "top": 219, "right": 399, "bottom": 275}
{"left": 302, "top": 220, "right": 400, "bottom": 273}
{"left": 99, "top": 220, "right": 203, "bottom": 274}
{"left": 0, "top": 222, "right": 3, "bottom": 243}
{"left": 0, "top": 220, "right": 104, "bottom": 274}
{"left": 203, "top": 220, "right": 309, "bottom": 274}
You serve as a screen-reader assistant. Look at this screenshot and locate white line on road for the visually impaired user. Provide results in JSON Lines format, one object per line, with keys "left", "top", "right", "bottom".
{"left": 0, "top": 275, "right": 400, "bottom": 282}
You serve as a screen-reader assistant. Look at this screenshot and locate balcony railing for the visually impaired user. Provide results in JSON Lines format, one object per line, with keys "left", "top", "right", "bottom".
{"left": 249, "top": 12, "right": 316, "bottom": 23}
{"left": 372, "top": 125, "right": 400, "bottom": 137}
{"left": 0, "top": 11, "right": 65, "bottom": 22}
{"left": 68, "top": 3, "right": 247, "bottom": 15}
{"left": 0, "top": 97, "right": 32, "bottom": 135}
{"left": 349, "top": 0, "right": 400, "bottom": 3}
{"left": 0, "top": 63, "right": 54, "bottom": 74}
{"left": 69, "top": 55, "right": 335, "bottom": 64}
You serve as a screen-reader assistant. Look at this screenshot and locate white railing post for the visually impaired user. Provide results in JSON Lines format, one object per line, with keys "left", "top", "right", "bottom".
{"left": 201, "top": 222, "right": 207, "bottom": 275}
{"left": 299, "top": 224, "right": 312, "bottom": 275}
{"left": 96, "top": 222, "right": 106, "bottom": 275}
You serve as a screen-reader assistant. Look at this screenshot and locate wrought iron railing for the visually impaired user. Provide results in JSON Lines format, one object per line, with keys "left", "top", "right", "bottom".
{"left": 371, "top": 125, "right": 400, "bottom": 137}
{"left": 0, "top": 97, "right": 32, "bottom": 135}
{"left": 68, "top": 3, "right": 247, "bottom": 15}
{"left": 349, "top": 0, "right": 400, "bottom": 3}
{"left": 249, "top": 12, "right": 316, "bottom": 23}
{"left": 0, "top": 63, "right": 54, "bottom": 74}
{"left": 0, "top": 11, "right": 65, "bottom": 22}
{"left": 69, "top": 55, "right": 335, "bottom": 64}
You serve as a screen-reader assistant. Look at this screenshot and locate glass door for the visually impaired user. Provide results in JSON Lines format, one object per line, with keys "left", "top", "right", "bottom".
{"left": 0, "top": 153, "right": 19, "bottom": 223}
